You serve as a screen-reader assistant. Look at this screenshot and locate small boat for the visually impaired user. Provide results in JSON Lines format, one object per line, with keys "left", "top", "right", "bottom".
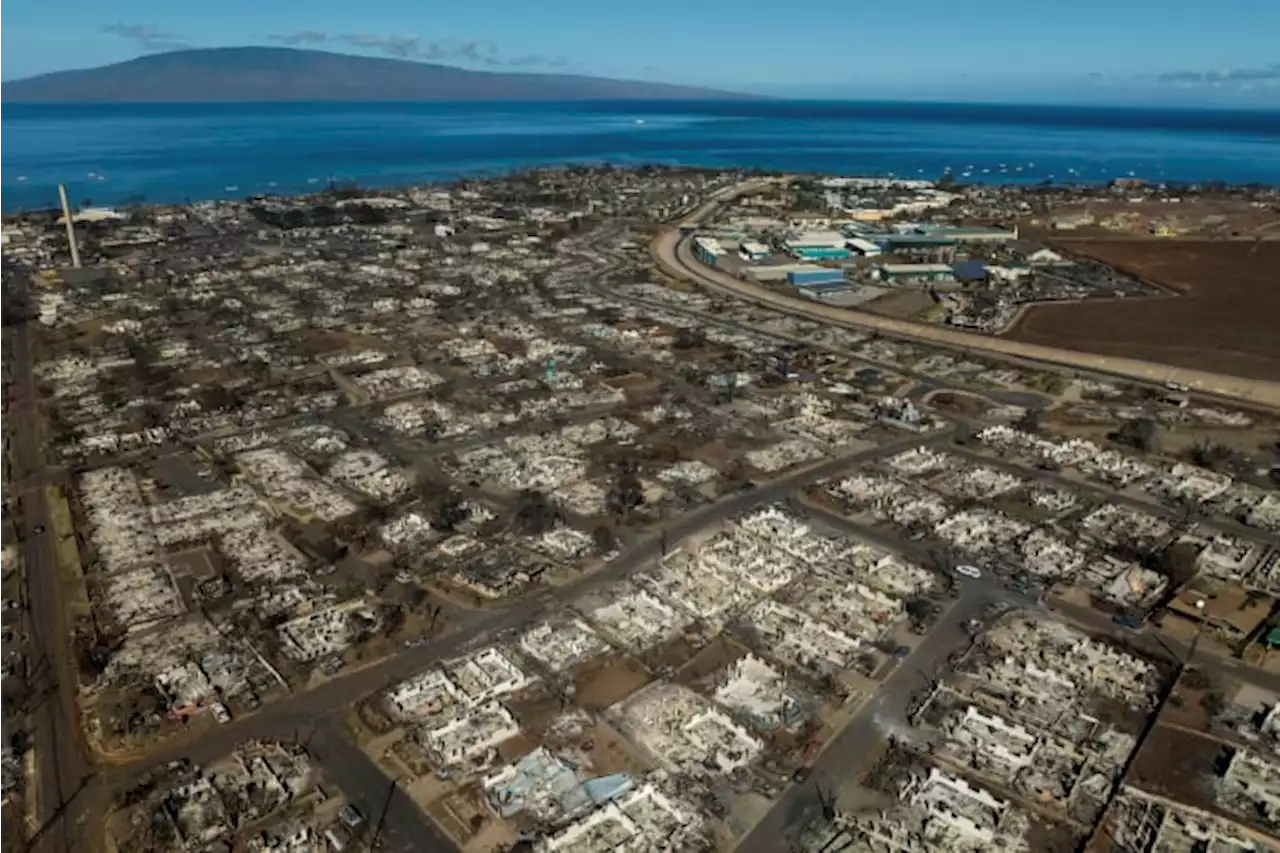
{"left": 634, "top": 118, "right": 646, "bottom": 125}
{"left": 16, "top": 176, "right": 27, "bottom": 182}
{"left": 225, "top": 185, "right": 239, "bottom": 191}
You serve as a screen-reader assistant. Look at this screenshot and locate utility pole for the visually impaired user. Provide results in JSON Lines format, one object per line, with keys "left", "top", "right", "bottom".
{"left": 58, "top": 184, "right": 81, "bottom": 269}
{"left": 368, "top": 775, "right": 397, "bottom": 851}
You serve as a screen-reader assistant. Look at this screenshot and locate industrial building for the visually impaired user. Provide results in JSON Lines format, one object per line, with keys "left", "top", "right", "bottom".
{"left": 692, "top": 236, "right": 723, "bottom": 266}
{"left": 738, "top": 240, "right": 771, "bottom": 262}
{"left": 744, "top": 262, "right": 832, "bottom": 283}
{"left": 872, "top": 263, "right": 957, "bottom": 285}
{"left": 846, "top": 236, "right": 884, "bottom": 257}
{"left": 792, "top": 246, "right": 852, "bottom": 261}
{"left": 918, "top": 224, "right": 1018, "bottom": 243}
{"left": 783, "top": 230, "right": 848, "bottom": 256}
{"left": 796, "top": 279, "right": 861, "bottom": 303}
{"left": 877, "top": 234, "right": 958, "bottom": 262}
{"left": 787, "top": 267, "right": 847, "bottom": 287}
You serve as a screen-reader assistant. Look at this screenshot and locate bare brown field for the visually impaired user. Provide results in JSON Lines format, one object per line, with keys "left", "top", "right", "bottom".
{"left": 1127, "top": 724, "right": 1224, "bottom": 808}
{"left": 1005, "top": 240, "right": 1280, "bottom": 381}
{"left": 570, "top": 653, "right": 652, "bottom": 711}
{"left": 864, "top": 289, "right": 935, "bottom": 319}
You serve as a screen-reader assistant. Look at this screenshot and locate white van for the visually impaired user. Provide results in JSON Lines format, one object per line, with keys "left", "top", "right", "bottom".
{"left": 955, "top": 564, "right": 982, "bottom": 579}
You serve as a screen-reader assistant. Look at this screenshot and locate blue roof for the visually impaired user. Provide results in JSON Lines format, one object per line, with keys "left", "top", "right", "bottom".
{"left": 951, "top": 260, "right": 988, "bottom": 280}
{"left": 582, "top": 774, "right": 635, "bottom": 805}
{"left": 789, "top": 273, "right": 847, "bottom": 286}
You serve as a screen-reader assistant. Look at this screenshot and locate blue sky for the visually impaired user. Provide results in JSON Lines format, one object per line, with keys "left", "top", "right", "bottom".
{"left": 3, "top": 0, "right": 1278, "bottom": 104}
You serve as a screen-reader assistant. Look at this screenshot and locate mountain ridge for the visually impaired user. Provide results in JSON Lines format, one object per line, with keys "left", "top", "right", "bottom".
{"left": 2, "top": 46, "right": 754, "bottom": 102}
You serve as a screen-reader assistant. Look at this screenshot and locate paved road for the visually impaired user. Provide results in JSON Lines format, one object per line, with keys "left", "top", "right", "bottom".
{"left": 102, "top": 428, "right": 953, "bottom": 792}
{"left": 305, "top": 725, "right": 458, "bottom": 853}
{"left": 737, "top": 580, "right": 1012, "bottom": 850}
{"left": 9, "top": 303, "right": 94, "bottom": 853}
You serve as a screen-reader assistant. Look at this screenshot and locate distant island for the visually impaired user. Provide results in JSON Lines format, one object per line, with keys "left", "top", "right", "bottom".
{"left": 2, "top": 46, "right": 752, "bottom": 103}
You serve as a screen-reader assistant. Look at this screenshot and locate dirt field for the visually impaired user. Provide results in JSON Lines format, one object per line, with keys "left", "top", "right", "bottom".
{"left": 865, "top": 289, "right": 935, "bottom": 319}
{"left": 1005, "top": 240, "right": 1280, "bottom": 381}
{"left": 570, "top": 653, "right": 652, "bottom": 711}
{"left": 1127, "top": 725, "right": 1225, "bottom": 808}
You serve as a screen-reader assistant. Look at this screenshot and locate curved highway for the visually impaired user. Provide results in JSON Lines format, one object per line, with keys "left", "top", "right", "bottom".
{"left": 658, "top": 186, "right": 1280, "bottom": 411}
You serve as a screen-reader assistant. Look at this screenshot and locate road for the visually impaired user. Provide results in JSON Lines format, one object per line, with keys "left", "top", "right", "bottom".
{"left": 737, "top": 574, "right": 1018, "bottom": 850}
{"left": 8, "top": 297, "right": 94, "bottom": 853}
{"left": 305, "top": 725, "right": 458, "bottom": 852}
{"left": 101, "top": 428, "right": 953, "bottom": 791}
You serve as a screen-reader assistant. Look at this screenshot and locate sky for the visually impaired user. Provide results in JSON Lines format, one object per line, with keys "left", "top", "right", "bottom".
{"left": 3, "top": 0, "right": 1279, "bottom": 105}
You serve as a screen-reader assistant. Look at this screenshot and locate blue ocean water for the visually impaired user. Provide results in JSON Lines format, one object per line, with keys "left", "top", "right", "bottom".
{"left": 3, "top": 100, "right": 1279, "bottom": 211}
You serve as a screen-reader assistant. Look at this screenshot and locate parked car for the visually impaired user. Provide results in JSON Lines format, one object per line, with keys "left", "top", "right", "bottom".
{"left": 211, "top": 703, "right": 231, "bottom": 724}
{"left": 955, "top": 564, "right": 982, "bottom": 579}
{"left": 338, "top": 805, "right": 364, "bottom": 829}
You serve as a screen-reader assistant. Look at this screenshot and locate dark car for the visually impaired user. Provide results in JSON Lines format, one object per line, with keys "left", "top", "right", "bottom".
{"left": 32, "top": 524, "right": 45, "bottom": 535}
{"left": 1113, "top": 615, "right": 1143, "bottom": 630}
{"left": 792, "top": 767, "right": 812, "bottom": 783}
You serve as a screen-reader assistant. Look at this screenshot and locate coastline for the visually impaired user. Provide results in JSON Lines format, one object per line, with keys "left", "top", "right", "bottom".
{"left": 4, "top": 100, "right": 1278, "bottom": 211}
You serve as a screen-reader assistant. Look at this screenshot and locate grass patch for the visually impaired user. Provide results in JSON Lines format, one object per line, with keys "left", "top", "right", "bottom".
{"left": 45, "top": 485, "right": 90, "bottom": 619}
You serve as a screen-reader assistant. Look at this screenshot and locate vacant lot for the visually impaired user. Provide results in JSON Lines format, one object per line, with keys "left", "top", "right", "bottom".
{"left": 1005, "top": 240, "right": 1280, "bottom": 381}
{"left": 1127, "top": 724, "right": 1224, "bottom": 809}
{"left": 865, "top": 289, "right": 935, "bottom": 320}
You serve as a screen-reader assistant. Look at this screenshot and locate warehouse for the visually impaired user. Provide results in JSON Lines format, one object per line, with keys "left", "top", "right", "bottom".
{"left": 792, "top": 245, "right": 852, "bottom": 261}
{"left": 692, "top": 236, "right": 723, "bottom": 266}
{"left": 878, "top": 234, "right": 958, "bottom": 262}
{"left": 872, "top": 263, "right": 957, "bottom": 285}
{"left": 846, "top": 237, "right": 883, "bottom": 257}
{"left": 783, "top": 230, "right": 854, "bottom": 261}
{"left": 738, "top": 240, "right": 771, "bottom": 262}
{"left": 919, "top": 224, "right": 1018, "bottom": 243}
{"left": 745, "top": 262, "right": 827, "bottom": 283}
{"left": 783, "top": 229, "right": 846, "bottom": 251}
{"left": 787, "top": 267, "right": 847, "bottom": 287}
{"left": 793, "top": 279, "right": 855, "bottom": 302}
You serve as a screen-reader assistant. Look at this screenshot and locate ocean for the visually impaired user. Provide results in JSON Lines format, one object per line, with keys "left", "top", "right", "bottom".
{"left": 3, "top": 100, "right": 1279, "bottom": 211}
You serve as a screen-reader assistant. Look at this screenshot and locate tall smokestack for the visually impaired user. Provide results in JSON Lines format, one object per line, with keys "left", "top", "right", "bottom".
{"left": 58, "top": 184, "right": 82, "bottom": 269}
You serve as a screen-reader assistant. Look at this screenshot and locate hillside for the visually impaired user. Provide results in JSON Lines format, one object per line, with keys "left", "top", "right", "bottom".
{"left": 2, "top": 47, "right": 750, "bottom": 102}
